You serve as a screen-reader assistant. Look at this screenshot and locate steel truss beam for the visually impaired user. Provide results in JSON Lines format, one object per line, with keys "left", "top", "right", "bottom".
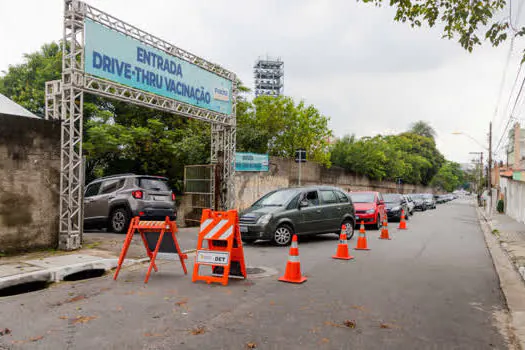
{"left": 54, "top": 0, "right": 236, "bottom": 250}
{"left": 45, "top": 80, "right": 62, "bottom": 120}
{"left": 84, "top": 76, "right": 231, "bottom": 125}
{"left": 59, "top": 0, "right": 85, "bottom": 250}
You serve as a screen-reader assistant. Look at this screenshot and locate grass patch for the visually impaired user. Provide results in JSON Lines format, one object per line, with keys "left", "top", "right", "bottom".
{"left": 84, "top": 241, "right": 102, "bottom": 250}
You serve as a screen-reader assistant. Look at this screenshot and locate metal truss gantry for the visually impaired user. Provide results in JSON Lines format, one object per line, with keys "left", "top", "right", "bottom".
{"left": 45, "top": 0, "right": 237, "bottom": 250}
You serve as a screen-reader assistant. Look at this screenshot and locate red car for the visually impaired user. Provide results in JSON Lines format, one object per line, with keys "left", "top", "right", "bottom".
{"left": 348, "top": 191, "right": 386, "bottom": 230}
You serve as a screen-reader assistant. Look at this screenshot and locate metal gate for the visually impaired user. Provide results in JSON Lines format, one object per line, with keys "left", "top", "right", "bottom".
{"left": 184, "top": 165, "right": 217, "bottom": 225}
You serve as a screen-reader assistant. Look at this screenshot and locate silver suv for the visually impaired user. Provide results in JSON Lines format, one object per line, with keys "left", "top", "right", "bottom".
{"left": 83, "top": 174, "right": 176, "bottom": 233}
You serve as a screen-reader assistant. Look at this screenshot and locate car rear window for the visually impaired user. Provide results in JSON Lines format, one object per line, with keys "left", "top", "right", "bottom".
{"left": 349, "top": 193, "right": 375, "bottom": 203}
{"left": 383, "top": 194, "right": 402, "bottom": 203}
{"left": 138, "top": 178, "right": 170, "bottom": 191}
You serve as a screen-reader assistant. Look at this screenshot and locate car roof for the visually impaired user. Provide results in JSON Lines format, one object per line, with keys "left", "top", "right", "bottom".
{"left": 350, "top": 191, "right": 378, "bottom": 194}
{"left": 277, "top": 185, "right": 345, "bottom": 192}
{"left": 87, "top": 174, "right": 168, "bottom": 185}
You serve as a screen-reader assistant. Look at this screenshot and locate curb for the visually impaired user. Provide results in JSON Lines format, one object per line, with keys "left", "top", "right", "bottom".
{"left": 476, "top": 206, "right": 525, "bottom": 350}
{"left": 0, "top": 249, "right": 198, "bottom": 291}
{"left": 0, "top": 258, "right": 137, "bottom": 291}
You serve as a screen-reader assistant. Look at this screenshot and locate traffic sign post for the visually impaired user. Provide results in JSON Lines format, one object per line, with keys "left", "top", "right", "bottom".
{"left": 295, "top": 149, "right": 307, "bottom": 186}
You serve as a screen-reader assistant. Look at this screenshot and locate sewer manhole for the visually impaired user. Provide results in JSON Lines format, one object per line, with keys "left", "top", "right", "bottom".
{"left": 63, "top": 269, "right": 106, "bottom": 281}
{"left": 0, "top": 281, "right": 50, "bottom": 297}
{"left": 246, "top": 267, "right": 266, "bottom": 275}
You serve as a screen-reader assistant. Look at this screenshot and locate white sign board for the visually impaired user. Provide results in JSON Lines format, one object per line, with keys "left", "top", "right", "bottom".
{"left": 196, "top": 250, "right": 230, "bottom": 266}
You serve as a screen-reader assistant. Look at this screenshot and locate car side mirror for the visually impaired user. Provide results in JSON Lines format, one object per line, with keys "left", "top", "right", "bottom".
{"left": 379, "top": 200, "right": 385, "bottom": 205}
{"left": 299, "top": 199, "right": 309, "bottom": 208}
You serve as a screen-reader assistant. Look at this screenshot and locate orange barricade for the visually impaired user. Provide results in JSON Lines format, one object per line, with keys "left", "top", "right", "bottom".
{"left": 192, "top": 209, "right": 246, "bottom": 286}
{"left": 114, "top": 216, "right": 188, "bottom": 283}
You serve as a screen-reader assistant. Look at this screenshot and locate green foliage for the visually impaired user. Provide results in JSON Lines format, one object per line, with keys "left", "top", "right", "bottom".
{"left": 237, "top": 95, "right": 333, "bottom": 166}
{"left": 330, "top": 131, "right": 444, "bottom": 185}
{"left": 429, "top": 161, "right": 465, "bottom": 192}
{"left": 497, "top": 199, "right": 504, "bottom": 213}
{"left": 409, "top": 121, "right": 436, "bottom": 140}
{"left": 0, "top": 42, "right": 62, "bottom": 116}
{"left": 359, "top": 0, "right": 517, "bottom": 54}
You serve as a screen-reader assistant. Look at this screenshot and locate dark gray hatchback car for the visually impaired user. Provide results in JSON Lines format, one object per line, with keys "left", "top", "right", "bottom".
{"left": 239, "top": 186, "right": 355, "bottom": 246}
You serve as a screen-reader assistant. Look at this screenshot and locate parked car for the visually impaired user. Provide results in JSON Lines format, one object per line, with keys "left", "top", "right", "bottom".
{"left": 436, "top": 195, "right": 448, "bottom": 204}
{"left": 403, "top": 195, "right": 415, "bottom": 216}
{"left": 83, "top": 174, "right": 177, "bottom": 233}
{"left": 348, "top": 191, "right": 386, "bottom": 230}
{"left": 383, "top": 193, "right": 410, "bottom": 221}
{"left": 239, "top": 186, "right": 356, "bottom": 246}
{"left": 410, "top": 194, "right": 427, "bottom": 211}
{"left": 421, "top": 193, "right": 437, "bottom": 209}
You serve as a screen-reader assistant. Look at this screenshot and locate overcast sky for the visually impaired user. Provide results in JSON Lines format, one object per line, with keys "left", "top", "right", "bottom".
{"left": 1, "top": 0, "right": 524, "bottom": 164}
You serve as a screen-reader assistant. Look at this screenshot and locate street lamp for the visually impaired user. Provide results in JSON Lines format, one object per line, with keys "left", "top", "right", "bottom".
{"left": 453, "top": 123, "right": 494, "bottom": 215}
{"left": 451, "top": 131, "right": 487, "bottom": 151}
{"left": 451, "top": 126, "right": 493, "bottom": 193}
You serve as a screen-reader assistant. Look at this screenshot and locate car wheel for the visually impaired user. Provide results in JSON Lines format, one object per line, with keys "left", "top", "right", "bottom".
{"left": 273, "top": 224, "right": 293, "bottom": 246}
{"left": 342, "top": 218, "right": 355, "bottom": 239}
{"left": 375, "top": 215, "right": 381, "bottom": 230}
{"left": 110, "top": 207, "right": 130, "bottom": 234}
{"left": 242, "top": 238, "right": 257, "bottom": 245}
{"left": 405, "top": 210, "right": 409, "bottom": 221}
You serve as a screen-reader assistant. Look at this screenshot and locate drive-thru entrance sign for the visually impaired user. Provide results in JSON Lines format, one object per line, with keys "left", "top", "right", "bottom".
{"left": 45, "top": 0, "right": 237, "bottom": 250}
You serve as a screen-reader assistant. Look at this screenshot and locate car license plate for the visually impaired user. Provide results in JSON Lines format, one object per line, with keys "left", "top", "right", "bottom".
{"left": 240, "top": 225, "right": 248, "bottom": 233}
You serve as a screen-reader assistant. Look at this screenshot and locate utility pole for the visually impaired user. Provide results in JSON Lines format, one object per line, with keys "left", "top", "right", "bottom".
{"left": 488, "top": 121, "right": 493, "bottom": 212}
{"left": 480, "top": 152, "right": 483, "bottom": 192}
{"left": 488, "top": 122, "right": 492, "bottom": 192}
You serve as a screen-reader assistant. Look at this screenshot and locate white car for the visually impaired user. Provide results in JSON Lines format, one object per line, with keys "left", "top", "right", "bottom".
{"left": 403, "top": 195, "right": 415, "bottom": 216}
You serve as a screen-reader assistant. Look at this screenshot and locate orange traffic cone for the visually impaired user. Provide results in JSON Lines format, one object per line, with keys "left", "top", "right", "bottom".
{"left": 398, "top": 210, "right": 407, "bottom": 230}
{"left": 278, "top": 235, "right": 307, "bottom": 284}
{"left": 355, "top": 221, "right": 370, "bottom": 250}
{"left": 332, "top": 225, "right": 354, "bottom": 260}
{"left": 379, "top": 216, "right": 391, "bottom": 240}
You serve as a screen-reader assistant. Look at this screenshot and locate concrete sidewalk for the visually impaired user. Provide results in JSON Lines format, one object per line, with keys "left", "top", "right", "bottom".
{"left": 478, "top": 207, "right": 525, "bottom": 350}
{"left": 488, "top": 212, "right": 525, "bottom": 280}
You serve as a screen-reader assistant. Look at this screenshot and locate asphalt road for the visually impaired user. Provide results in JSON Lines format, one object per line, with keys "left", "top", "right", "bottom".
{"left": 0, "top": 199, "right": 509, "bottom": 349}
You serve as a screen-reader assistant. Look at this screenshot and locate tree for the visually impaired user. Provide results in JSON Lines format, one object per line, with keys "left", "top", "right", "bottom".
{"left": 409, "top": 121, "right": 437, "bottom": 140}
{"left": 430, "top": 161, "right": 465, "bottom": 192}
{"left": 237, "top": 95, "right": 333, "bottom": 166}
{"left": 330, "top": 131, "right": 445, "bottom": 184}
{"left": 0, "top": 42, "right": 62, "bottom": 116}
{"left": 359, "top": 0, "right": 521, "bottom": 56}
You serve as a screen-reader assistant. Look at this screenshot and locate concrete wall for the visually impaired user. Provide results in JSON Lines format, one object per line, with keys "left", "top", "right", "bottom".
{"left": 501, "top": 177, "right": 525, "bottom": 223}
{"left": 235, "top": 157, "right": 436, "bottom": 211}
{"left": 0, "top": 114, "right": 60, "bottom": 253}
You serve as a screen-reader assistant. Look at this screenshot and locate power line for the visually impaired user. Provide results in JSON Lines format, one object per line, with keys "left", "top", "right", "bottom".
{"left": 493, "top": 0, "right": 525, "bottom": 150}
{"left": 495, "top": 73, "right": 525, "bottom": 153}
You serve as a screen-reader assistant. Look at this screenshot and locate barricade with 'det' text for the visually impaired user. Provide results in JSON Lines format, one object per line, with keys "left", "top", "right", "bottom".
{"left": 192, "top": 209, "right": 247, "bottom": 286}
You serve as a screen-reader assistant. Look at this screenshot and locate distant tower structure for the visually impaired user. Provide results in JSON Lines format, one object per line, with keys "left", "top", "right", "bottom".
{"left": 254, "top": 56, "right": 284, "bottom": 97}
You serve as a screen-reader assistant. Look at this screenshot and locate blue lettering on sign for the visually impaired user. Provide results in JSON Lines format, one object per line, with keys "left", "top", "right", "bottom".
{"left": 84, "top": 18, "right": 232, "bottom": 114}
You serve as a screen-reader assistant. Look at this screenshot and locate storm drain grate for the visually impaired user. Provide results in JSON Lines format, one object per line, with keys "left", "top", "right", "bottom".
{"left": 0, "top": 281, "right": 50, "bottom": 297}
{"left": 63, "top": 269, "right": 106, "bottom": 281}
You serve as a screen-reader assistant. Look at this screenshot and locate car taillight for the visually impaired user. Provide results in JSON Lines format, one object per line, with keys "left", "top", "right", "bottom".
{"left": 132, "top": 190, "right": 143, "bottom": 199}
{"left": 171, "top": 193, "right": 176, "bottom": 201}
